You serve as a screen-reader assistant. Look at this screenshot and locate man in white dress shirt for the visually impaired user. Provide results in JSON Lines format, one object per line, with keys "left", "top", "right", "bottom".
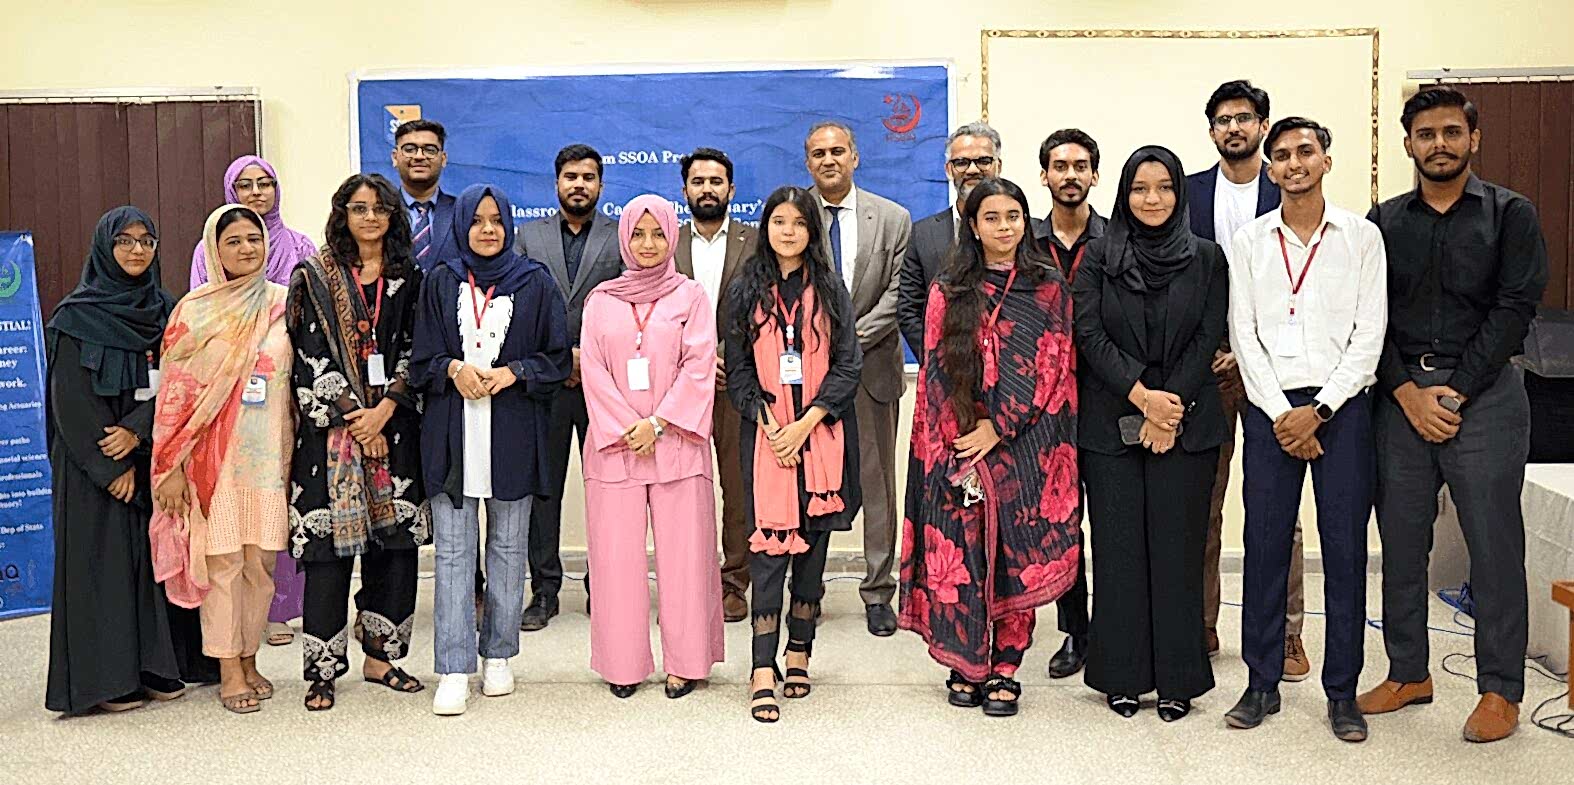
{"left": 1221, "top": 118, "right": 1387, "bottom": 743}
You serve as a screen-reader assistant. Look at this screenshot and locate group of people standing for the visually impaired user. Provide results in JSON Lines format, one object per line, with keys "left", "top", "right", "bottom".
{"left": 44, "top": 80, "right": 1544, "bottom": 745}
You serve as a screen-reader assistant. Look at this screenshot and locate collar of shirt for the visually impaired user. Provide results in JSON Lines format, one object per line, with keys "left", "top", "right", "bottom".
{"left": 1263, "top": 201, "right": 1361, "bottom": 248}
{"left": 689, "top": 215, "right": 731, "bottom": 247}
{"left": 1034, "top": 206, "right": 1105, "bottom": 251}
{"left": 1401, "top": 173, "right": 1488, "bottom": 216}
{"left": 404, "top": 187, "right": 442, "bottom": 212}
{"left": 818, "top": 186, "right": 859, "bottom": 216}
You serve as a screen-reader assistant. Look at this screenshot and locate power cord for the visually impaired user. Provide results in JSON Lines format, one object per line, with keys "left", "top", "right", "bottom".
{"left": 1440, "top": 651, "right": 1572, "bottom": 739}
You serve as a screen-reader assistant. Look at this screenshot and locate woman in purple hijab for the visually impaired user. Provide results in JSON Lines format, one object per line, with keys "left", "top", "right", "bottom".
{"left": 190, "top": 154, "right": 318, "bottom": 645}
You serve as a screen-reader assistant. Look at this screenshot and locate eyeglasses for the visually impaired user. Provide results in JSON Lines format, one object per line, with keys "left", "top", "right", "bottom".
{"left": 348, "top": 204, "right": 394, "bottom": 219}
{"left": 399, "top": 143, "right": 443, "bottom": 158}
{"left": 112, "top": 235, "right": 158, "bottom": 252}
{"left": 1212, "top": 112, "right": 1260, "bottom": 129}
{"left": 234, "top": 177, "right": 276, "bottom": 194}
{"left": 948, "top": 156, "right": 997, "bottom": 171}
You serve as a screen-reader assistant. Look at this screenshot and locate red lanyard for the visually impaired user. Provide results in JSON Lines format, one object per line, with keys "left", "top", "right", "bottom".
{"left": 630, "top": 301, "right": 656, "bottom": 353}
{"left": 1049, "top": 244, "right": 1086, "bottom": 282}
{"left": 983, "top": 266, "right": 1020, "bottom": 337}
{"left": 774, "top": 287, "right": 802, "bottom": 350}
{"left": 1277, "top": 228, "right": 1321, "bottom": 318}
{"left": 467, "top": 271, "right": 497, "bottom": 349}
{"left": 353, "top": 275, "right": 385, "bottom": 354}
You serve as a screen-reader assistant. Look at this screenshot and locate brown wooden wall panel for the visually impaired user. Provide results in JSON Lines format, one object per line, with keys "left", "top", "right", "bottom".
{"left": 1449, "top": 82, "right": 1574, "bottom": 311}
{"left": 0, "top": 99, "right": 258, "bottom": 316}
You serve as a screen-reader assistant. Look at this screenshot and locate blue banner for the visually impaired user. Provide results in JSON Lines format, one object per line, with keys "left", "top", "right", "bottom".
{"left": 0, "top": 233, "right": 53, "bottom": 619}
{"left": 355, "top": 64, "right": 952, "bottom": 230}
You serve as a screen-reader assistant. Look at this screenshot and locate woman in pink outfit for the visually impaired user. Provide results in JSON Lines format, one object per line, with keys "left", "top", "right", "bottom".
{"left": 579, "top": 194, "right": 725, "bottom": 699}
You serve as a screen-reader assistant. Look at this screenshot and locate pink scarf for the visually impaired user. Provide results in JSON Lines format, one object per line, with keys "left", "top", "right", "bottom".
{"left": 749, "top": 283, "right": 845, "bottom": 555}
{"left": 593, "top": 194, "right": 686, "bottom": 304}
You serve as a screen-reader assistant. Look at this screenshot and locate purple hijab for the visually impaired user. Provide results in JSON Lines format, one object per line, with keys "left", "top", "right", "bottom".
{"left": 189, "top": 155, "right": 318, "bottom": 287}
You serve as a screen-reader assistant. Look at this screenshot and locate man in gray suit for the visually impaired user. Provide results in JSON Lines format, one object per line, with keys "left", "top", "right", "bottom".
{"left": 514, "top": 143, "right": 624, "bottom": 631}
{"left": 805, "top": 121, "right": 912, "bottom": 636}
{"left": 672, "top": 147, "right": 757, "bottom": 622}
{"left": 898, "top": 121, "right": 1002, "bottom": 355}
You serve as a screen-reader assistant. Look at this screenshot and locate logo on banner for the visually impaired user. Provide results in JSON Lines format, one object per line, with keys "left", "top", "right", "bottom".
{"left": 882, "top": 94, "right": 923, "bottom": 142}
{"left": 385, "top": 104, "right": 423, "bottom": 144}
{"left": 0, "top": 260, "right": 22, "bottom": 300}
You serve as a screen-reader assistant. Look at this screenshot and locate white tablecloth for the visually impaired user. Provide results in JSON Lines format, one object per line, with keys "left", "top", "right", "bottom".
{"left": 1521, "top": 464, "right": 1574, "bottom": 673}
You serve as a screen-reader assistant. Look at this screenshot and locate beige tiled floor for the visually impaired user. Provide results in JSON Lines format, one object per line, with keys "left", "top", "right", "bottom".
{"left": 2, "top": 573, "right": 1569, "bottom": 784}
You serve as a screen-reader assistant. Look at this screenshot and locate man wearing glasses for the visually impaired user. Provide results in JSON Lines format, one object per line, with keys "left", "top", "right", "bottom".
{"left": 897, "top": 121, "right": 1001, "bottom": 356}
{"left": 1185, "top": 79, "right": 1305, "bottom": 681}
{"left": 391, "top": 119, "right": 458, "bottom": 272}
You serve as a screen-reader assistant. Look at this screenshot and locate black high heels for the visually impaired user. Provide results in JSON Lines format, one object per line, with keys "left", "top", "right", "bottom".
{"left": 1157, "top": 698, "right": 1192, "bottom": 722}
{"left": 609, "top": 683, "right": 638, "bottom": 699}
{"left": 1107, "top": 693, "right": 1140, "bottom": 718}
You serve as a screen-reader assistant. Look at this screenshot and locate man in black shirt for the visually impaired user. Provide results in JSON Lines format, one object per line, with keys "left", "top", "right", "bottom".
{"left": 1035, "top": 128, "right": 1104, "bottom": 681}
{"left": 513, "top": 144, "right": 624, "bottom": 630}
{"left": 1359, "top": 87, "right": 1548, "bottom": 744}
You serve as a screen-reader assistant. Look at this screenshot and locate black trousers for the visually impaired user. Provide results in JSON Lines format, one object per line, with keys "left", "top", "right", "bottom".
{"left": 1082, "top": 447, "right": 1217, "bottom": 701}
{"left": 1376, "top": 365, "right": 1529, "bottom": 702}
{"left": 530, "top": 385, "right": 589, "bottom": 599}
{"left": 1056, "top": 528, "right": 1089, "bottom": 638}
{"left": 748, "top": 529, "right": 832, "bottom": 672}
{"left": 300, "top": 548, "right": 418, "bottom": 682}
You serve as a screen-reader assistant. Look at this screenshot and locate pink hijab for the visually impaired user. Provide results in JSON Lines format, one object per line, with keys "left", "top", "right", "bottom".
{"left": 594, "top": 194, "right": 686, "bottom": 304}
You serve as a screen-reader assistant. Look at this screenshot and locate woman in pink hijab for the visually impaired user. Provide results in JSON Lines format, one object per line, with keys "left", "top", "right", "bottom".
{"left": 579, "top": 194, "right": 724, "bottom": 700}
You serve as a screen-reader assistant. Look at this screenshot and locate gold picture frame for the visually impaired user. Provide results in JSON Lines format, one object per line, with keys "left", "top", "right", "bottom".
{"left": 980, "top": 28, "right": 1381, "bottom": 204}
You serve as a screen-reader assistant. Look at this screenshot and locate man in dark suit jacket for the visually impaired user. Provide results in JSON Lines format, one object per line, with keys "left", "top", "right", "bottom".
{"left": 672, "top": 148, "right": 757, "bottom": 623}
{"left": 1186, "top": 79, "right": 1306, "bottom": 680}
{"left": 514, "top": 144, "right": 624, "bottom": 631}
{"left": 392, "top": 118, "right": 459, "bottom": 271}
{"left": 806, "top": 121, "right": 912, "bottom": 636}
{"left": 898, "top": 122, "right": 1003, "bottom": 355}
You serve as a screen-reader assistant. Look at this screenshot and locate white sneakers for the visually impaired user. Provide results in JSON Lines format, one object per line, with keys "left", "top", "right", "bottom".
{"left": 433, "top": 673, "right": 469, "bottom": 716}
{"left": 433, "top": 659, "right": 516, "bottom": 715}
{"left": 482, "top": 658, "right": 516, "bottom": 697}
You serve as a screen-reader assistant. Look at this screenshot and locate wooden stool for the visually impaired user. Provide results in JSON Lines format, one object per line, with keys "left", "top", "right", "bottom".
{"left": 1555, "top": 581, "right": 1574, "bottom": 709}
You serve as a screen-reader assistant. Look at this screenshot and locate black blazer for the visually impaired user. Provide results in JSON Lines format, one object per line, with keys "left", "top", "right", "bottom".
{"left": 1185, "top": 163, "right": 1280, "bottom": 243}
{"left": 897, "top": 208, "right": 954, "bottom": 354}
{"left": 1072, "top": 238, "right": 1230, "bottom": 456}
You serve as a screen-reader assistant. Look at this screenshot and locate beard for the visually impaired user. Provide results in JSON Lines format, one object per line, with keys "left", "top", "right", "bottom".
{"left": 1417, "top": 150, "right": 1472, "bottom": 183}
{"left": 690, "top": 199, "right": 727, "bottom": 222}
{"left": 560, "top": 197, "right": 595, "bottom": 218}
{"left": 1216, "top": 133, "right": 1262, "bottom": 162}
{"left": 1051, "top": 185, "right": 1088, "bottom": 209}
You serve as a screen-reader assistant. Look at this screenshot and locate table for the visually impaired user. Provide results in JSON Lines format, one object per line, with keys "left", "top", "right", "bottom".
{"left": 1522, "top": 465, "right": 1574, "bottom": 674}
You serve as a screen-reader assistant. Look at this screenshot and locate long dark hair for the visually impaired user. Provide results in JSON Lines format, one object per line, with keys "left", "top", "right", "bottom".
{"left": 731, "top": 185, "right": 847, "bottom": 347}
{"left": 325, "top": 173, "right": 414, "bottom": 279}
{"left": 937, "top": 177, "right": 1053, "bottom": 424}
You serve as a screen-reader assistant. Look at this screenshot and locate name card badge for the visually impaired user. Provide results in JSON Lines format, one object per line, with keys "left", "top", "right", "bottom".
{"left": 134, "top": 368, "right": 162, "bottom": 402}
{"left": 779, "top": 351, "right": 804, "bottom": 386}
{"left": 1275, "top": 319, "right": 1305, "bottom": 358}
{"left": 242, "top": 374, "right": 268, "bottom": 406}
{"left": 627, "top": 357, "right": 652, "bottom": 391}
{"left": 366, "top": 353, "right": 388, "bottom": 387}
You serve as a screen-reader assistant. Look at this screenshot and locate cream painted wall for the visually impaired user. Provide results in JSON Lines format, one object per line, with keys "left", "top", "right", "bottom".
{"left": 5, "top": 0, "right": 1570, "bottom": 560}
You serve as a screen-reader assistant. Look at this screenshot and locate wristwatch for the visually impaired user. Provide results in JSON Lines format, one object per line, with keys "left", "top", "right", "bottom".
{"left": 1314, "top": 403, "right": 1334, "bottom": 423}
{"left": 648, "top": 416, "right": 665, "bottom": 438}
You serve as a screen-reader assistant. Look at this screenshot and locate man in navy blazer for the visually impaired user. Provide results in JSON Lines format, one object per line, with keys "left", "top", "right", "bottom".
{"left": 392, "top": 118, "right": 459, "bottom": 271}
{"left": 1185, "top": 80, "right": 1308, "bottom": 683}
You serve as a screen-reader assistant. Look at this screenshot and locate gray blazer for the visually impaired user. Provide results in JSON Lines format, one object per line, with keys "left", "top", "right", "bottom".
{"left": 514, "top": 211, "right": 623, "bottom": 346}
{"left": 809, "top": 184, "right": 912, "bottom": 404}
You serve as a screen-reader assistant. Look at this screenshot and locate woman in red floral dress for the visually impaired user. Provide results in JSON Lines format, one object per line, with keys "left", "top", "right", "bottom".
{"left": 898, "top": 178, "right": 1081, "bottom": 717}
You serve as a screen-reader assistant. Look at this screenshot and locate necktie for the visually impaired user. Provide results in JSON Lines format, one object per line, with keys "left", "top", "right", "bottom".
{"left": 826, "top": 205, "right": 844, "bottom": 275}
{"left": 412, "top": 201, "right": 433, "bottom": 264}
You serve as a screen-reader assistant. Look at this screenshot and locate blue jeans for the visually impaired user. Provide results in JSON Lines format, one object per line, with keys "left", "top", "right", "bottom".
{"left": 433, "top": 494, "right": 532, "bottom": 675}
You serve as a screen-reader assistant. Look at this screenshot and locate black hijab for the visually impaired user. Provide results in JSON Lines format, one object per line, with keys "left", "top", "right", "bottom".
{"left": 46, "top": 206, "right": 175, "bottom": 395}
{"left": 1105, "top": 146, "right": 1198, "bottom": 292}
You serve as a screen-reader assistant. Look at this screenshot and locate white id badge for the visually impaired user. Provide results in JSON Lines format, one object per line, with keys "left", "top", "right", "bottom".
{"left": 779, "top": 351, "right": 804, "bottom": 385}
{"left": 242, "top": 374, "right": 267, "bottom": 406}
{"left": 1275, "top": 320, "right": 1305, "bottom": 357}
{"left": 134, "top": 368, "right": 162, "bottom": 402}
{"left": 627, "top": 357, "right": 652, "bottom": 391}
{"left": 366, "top": 353, "right": 388, "bottom": 387}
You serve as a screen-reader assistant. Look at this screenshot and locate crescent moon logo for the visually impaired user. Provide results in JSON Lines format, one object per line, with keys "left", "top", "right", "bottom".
{"left": 882, "top": 94, "right": 923, "bottom": 135}
{"left": 0, "top": 261, "right": 22, "bottom": 299}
